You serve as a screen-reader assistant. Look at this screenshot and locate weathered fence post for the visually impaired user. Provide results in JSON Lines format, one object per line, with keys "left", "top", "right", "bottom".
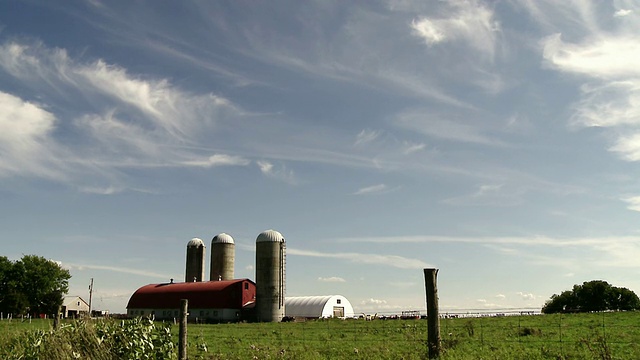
{"left": 53, "top": 305, "right": 61, "bottom": 330}
{"left": 179, "top": 299, "right": 189, "bottom": 360}
{"left": 424, "top": 268, "right": 441, "bottom": 359}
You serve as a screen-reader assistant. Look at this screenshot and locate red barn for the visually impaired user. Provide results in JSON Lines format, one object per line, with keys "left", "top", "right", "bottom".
{"left": 127, "top": 279, "right": 256, "bottom": 322}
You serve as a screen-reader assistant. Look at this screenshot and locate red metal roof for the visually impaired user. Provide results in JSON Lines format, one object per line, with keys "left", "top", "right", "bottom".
{"left": 127, "top": 279, "right": 256, "bottom": 310}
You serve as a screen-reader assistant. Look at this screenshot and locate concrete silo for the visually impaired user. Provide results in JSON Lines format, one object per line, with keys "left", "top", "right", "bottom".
{"left": 255, "top": 229, "right": 286, "bottom": 322}
{"left": 185, "top": 238, "right": 205, "bottom": 282}
{"left": 210, "top": 233, "right": 235, "bottom": 281}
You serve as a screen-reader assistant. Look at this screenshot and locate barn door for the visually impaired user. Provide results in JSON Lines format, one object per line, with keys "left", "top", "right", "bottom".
{"left": 332, "top": 306, "right": 344, "bottom": 318}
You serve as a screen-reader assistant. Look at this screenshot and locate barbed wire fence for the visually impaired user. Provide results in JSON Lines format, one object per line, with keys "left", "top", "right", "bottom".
{"left": 187, "top": 308, "right": 640, "bottom": 358}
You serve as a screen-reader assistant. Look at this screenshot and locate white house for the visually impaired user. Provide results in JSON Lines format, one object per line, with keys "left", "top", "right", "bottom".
{"left": 62, "top": 296, "right": 90, "bottom": 318}
{"left": 285, "top": 295, "right": 355, "bottom": 319}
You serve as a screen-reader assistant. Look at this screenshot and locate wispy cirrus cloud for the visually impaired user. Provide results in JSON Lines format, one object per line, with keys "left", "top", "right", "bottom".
{"left": 395, "top": 109, "right": 505, "bottom": 146}
{"left": 536, "top": 2, "right": 640, "bottom": 162}
{"left": 182, "top": 154, "right": 250, "bottom": 168}
{"left": 257, "top": 160, "right": 297, "bottom": 184}
{"left": 63, "top": 262, "right": 172, "bottom": 279}
{"left": 411, "top": 0, "right": 501, "bottom": 60}
{"left": 0, "top": 40, "right": 247, "bottom": 187}
{"left": 353, "top": 184, "right": 387, "bottom": 195}
{"left": 337, "top": 234, "right": 640, "bottom": 270}
{"left": 318, "top": 276, "right": 346, "bottom": 283}
{"left": 286, "top": 247, "right": 430, "bottom": 270}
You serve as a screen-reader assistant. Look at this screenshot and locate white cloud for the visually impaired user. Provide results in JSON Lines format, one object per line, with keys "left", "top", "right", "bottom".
{"left": 182, "top": 154, "right": 250, "bottom": 168}
{"left": 410, "top": 0, "right": 501, "bottom": 60}
{"left": 353, "top": 184, "right": 387, "bottom": 195}
{"left": 610, "top": 133, "right": 640, "bottom": 161}
{"left": 336, "top": 234, "right": 640, "bottom": 270}
{"left": 614, "top": 9, "right": 632, "bottom": 17}
{"left": 361, "top": 298, "right": 387, "bottom": 305}
{"left": 402, "top": 141, "right": 426, "bottom": 154}
{"left": 411, "top": 18, "right": 445, "bottom": 45}
{"left": 542, "top": 34, "right": 640, "bottom": 79}
{"left": 495, "top": 294, "right": 506, "bottom": 299}
{"left": 257, "top": 160, "right": 297, "bottom": 184}
{"left": 287, "top": 247, "right": 431, "bottom": 269}
{"left": 0, "top": 91, "right": 64, "bottom": 179}
{"left": 354, "top": 129, "right": 381, "bottom": 146}
{"left": 517, "top": 292, "right": 535, "bottom": 301}
{"left": 395, "top": 110, "right": 504, "bottom": 146}
{"left": 317, "top": 276, "right": 346, "bottom": 283}
{"left": 78, "top": 186, "right": 124, "bottom": 195}
{"left": 622, "top": 196, "right": 640, "bottom": 212}
{"left": 540, "top": 26, "right": 640, "bottom": 162}
{"left": 64, "top": 262, "right": 172, "bottom": 279}
{"left": 0, "top": 40, "right": 247, "bottom": 186}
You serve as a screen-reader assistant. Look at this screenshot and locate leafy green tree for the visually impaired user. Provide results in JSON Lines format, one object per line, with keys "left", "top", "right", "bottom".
{"left": 0, "top": 255, "right": 71, "bottom": 316}
{"left": 542, "top": 280, "right": 640, "bottom": 314}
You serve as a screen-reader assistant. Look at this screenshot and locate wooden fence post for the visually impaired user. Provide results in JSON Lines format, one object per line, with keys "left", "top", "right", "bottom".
{"left": 179, "top": 299, "right": 188, "bottom": 360}
{"left": 424, "top": 268, "right": 441, "bottom": 359}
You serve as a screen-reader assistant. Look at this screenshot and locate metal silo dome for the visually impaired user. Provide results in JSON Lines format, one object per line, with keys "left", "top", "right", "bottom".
{"left": 210, "top": 233, "right": 235, "bottom": 281}
{"left": 187, "top": 238, "right": 205, "bottom": 247}
{"left": 212, "top": 233, "right": 235, "bottom": 244}
{"left": 256, "top": 229, "right": 285, "bottom": 243}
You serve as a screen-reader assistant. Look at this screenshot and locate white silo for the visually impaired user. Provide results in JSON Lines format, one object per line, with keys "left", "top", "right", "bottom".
{"left": 185, "top": 238, "right": 205, "bottom": 282}
{"left": 255, "top": 229, "right": 286, "bottom": 322}
{"left": 210, "top": 232, "right": 235, "bottom": 281}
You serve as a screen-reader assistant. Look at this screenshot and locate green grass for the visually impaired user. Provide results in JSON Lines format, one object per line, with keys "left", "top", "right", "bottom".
{"left": 178, "top": 312, "right": 640, "bottom": 359}
{"left": 2, "top": 312, "right": 640, "bottom": 359}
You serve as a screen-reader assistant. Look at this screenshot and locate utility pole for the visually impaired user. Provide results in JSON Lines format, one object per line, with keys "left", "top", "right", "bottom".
{"left": 88, "top": 278, "right": 94, "bottom": 316}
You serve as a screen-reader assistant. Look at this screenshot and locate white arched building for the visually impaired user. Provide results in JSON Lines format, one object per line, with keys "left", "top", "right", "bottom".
{"left": 285, "top": 295, "right": 355, "bottom": 319}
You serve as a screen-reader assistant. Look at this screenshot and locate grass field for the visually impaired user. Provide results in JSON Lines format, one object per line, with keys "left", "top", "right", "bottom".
{"left": 180, "top": 312, "right": 640, "bottom": 359}
{"left": 2, "top": 312, "right": 639, "bottom": 359}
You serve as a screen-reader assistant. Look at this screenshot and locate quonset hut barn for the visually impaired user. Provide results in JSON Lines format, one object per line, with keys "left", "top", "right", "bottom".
{"left": 127, "top": 230, "right": 287, "bottom": 323}
{"left": 285, "top": 295, "right": 355, "bottom": 319}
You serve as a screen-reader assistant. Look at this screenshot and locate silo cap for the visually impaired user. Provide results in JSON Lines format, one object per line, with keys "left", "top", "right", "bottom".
{"left": 212, "top": 233, "right": 235, "bottom": 244}
{"left": 187, "top": 238, "right": 205, "bottom": 247}
{"left": 256, "top": 229, "right": 285, "bottom": 243}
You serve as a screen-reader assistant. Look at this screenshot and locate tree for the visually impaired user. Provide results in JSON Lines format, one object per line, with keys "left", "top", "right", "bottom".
{"left": 542, "top": 280, "right": 640, "bottom": 314}
{"left": 0, "top": 255, "right": 71, "bottom": 316}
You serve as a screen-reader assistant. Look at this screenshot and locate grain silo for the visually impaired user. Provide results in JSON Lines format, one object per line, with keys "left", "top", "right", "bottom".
{"left": 185, "top": 238, "right": 205, "bottom": 282}
{"left": 210, "top": 233, "right": 235, "bottom": 281}
{"left": 255, "top": 229, "right": 286, "bottom": 322}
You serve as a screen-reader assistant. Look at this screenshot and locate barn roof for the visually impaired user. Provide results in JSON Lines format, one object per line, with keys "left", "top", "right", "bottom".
{"left": 127, "top": 279, "right": 255, "bottom": 310}
{"left": 285, "top": 295, "right": 355, "bottom": 318}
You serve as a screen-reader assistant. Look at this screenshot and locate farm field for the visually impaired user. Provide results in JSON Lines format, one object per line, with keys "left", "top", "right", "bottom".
{"left": 1, "top": 311, "right": 639, "bottom": 359}
{"left": 179, "top": 311, "right": 640, "bottom": 359}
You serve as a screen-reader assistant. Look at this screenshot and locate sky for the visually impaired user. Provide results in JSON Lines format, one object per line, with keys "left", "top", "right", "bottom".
{"left": 1, "top": 0, "right": 640, "bottom": 315}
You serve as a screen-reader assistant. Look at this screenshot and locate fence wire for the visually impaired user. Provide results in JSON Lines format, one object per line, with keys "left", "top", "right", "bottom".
{"left": 186, "top": 310, "right": 640, "bottom": 359}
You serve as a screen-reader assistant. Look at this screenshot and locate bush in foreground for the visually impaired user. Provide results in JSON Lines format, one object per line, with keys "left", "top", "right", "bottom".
{"left": 0, "top": 318, "right": 175, "bottom": 360}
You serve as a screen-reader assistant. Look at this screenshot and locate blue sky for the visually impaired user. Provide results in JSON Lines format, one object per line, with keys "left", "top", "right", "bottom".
{"left": 2, "top": 0, "right": 640, "bottom": 315}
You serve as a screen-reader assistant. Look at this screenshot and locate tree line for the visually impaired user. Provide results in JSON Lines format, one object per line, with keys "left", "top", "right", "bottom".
{"left": 0, "top": 255, "right": 71, "bottom": 316}
{"left": 542, "top": 280, "right": 640, "bottom": 314}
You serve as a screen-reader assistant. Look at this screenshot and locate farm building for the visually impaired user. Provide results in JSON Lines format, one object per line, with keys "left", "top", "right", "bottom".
{"left": 62, "top": 296, "right": 90, "bottom": 318}
{"left": 127, "top": 279, "right": 256, "bottom": 322}
{"left": 285, "top": 295, "right": 355, "bottom": 319}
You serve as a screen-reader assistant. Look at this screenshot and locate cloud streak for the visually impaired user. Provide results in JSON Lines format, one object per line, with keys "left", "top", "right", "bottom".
{"left": 286, "top": 248, "right": 430, "bottom": 270}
